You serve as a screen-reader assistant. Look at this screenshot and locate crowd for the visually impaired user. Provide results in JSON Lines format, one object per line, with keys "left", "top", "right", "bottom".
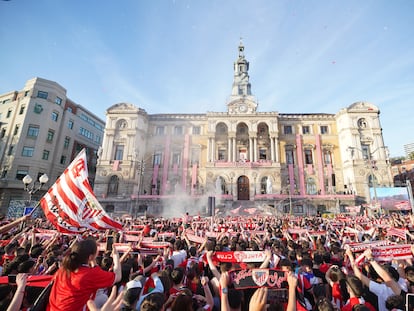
{"left": 1, "top": 210, "right": 414, "bottom": 311}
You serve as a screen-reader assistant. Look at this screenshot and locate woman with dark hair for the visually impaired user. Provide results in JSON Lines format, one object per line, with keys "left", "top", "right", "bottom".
{"left": 46, "top": 238, "right": 121, "bottom": 311}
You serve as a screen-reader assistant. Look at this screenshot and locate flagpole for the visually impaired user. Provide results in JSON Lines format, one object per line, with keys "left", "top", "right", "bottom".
{"left": 28, "top": 201, "right": 41, "bottom": 216}
{"left": 407, "top": 180, "right": 414, "bottom": 214}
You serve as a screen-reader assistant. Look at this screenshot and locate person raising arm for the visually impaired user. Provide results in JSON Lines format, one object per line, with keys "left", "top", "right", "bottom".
{"left": 47, "top": 237, "right": 121, "bottom": 311}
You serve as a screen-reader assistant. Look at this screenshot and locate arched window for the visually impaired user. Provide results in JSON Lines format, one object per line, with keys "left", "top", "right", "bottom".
{"left": 260, "top": 177, "right": 268, "bottom": 194}
{"left": 306, "top": 177, "right": 317, "bottom": 195}
{"left": 108, "top": 175, "right": 119, "bottom": 195}
{"left": 368, "top": 174, "right": 378, "bottom": 188}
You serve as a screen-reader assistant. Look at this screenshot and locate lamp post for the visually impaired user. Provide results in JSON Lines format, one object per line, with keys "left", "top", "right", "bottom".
{"left": 22, "top": 174, "right": 48, "bottom": 216}
{"left": 22, "top": 174, "right": 49, "bottom": 202}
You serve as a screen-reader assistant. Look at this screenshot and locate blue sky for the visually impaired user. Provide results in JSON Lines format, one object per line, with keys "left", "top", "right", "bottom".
{"left": 1, "top": 0, "right": 413, "bottom": 157}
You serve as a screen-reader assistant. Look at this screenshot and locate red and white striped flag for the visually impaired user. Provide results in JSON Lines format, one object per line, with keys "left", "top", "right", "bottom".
{"left": 39, "top": 149, "right": 123, "bottom": 233}
{"left": 386, "top": 227, "right": 407, "bottom": 240}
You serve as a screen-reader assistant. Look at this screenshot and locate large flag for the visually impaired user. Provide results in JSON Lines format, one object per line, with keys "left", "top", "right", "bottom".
{"left": 39, "top": 149, "right": 123, "bottom": 233}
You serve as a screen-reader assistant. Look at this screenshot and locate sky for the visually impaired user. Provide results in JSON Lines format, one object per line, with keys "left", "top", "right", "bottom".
{"left": 0, "top": 0, "right": 413, "bottom": 157}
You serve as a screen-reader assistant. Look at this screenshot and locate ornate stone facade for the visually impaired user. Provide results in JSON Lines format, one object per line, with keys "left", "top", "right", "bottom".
{"left": 94, "top": 42, "right": 392, "bottom": 217}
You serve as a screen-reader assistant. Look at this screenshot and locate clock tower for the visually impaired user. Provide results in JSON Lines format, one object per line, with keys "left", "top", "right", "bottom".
{"left": 227, "top": 39, "right": 258, "bottom": 114}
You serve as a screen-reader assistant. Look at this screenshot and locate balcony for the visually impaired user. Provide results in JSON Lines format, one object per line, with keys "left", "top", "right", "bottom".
{"left": 213, "top": 160, "right": 273, "bottom": 168}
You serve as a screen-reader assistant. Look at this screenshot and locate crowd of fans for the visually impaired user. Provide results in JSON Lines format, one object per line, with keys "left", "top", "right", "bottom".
{"left": 1, "top": 211, "right": 414, "bottom": 311}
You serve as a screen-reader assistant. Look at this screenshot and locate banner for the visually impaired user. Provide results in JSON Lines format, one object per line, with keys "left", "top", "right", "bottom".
{"left": 39, "top": 149, "right": 123, "bottom": 233}
{"left": 124, "top": 234, "right": 141, "bottom": 242}
{"left": 372, "top": 244, "right": 413, "bottom": 262}
{"left": 386, "top": 227, "right": 407, "bottom": 240}
{"left": 186, "top": 233, "right": 205, "bottom": 244}
{"left": 230, "top": 269, "right": 287, "bottom": 289}
{"left": 214, "top": 251, "right": 267, "bottom": 263}
{"left": 346, "top": 240, "right": 394, "bottom": 253}
{"left": 98, "top": 242, "right": 131, "bottom": 253}
{"left": 140, "top": 241, "right": 170, "bottom": 249}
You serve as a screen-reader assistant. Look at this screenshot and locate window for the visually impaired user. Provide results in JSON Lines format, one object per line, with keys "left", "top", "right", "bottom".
{"left": 286, "top": 149, "right": 294, "bottom": 164}
{"left": 302, "top": 126, "right": 310, "bottom": 135}
{"left": 1, "top": 169, "right": 7, "bottom": 178}
{"left": 37, "top": 91, "right": 48, "bottom": 99}
{"left": 320, "top": 126, "right": 328, "bottom": 134}
{"left": 22, "top": 146, "right": 34, "bottom": 157}
{"left": 64, "top": 137, "right": 70, "bottom": 149}
{"left": 68, "top": 120, "right": 74, "bottom": 129}
{"left": 259, "top": 148, "right": 267, "bottom": 160}
{"left": 0, "top": 128, "right": 6, "bottom": 139}
{"left": 218, "top": 149, "right": 226, "bottom": 161}
{"left": 67, "top": 107, "right": 72, "bottom": 113}
{"left": 217, "top": 124, "right": 227, "bottom": 134}
{"left": 60, "top": 155, "right": 67, "bottom": 164}
{"left": 79, "top": 127, "right": 93, "bottom": 140}
{"left": 153, "top": 153, "right": 162, "bottom": 166}
{"left": 16, "top": 168, "right": 29, "bottom": 180}
{"left": 13, "top": 124, "right": 19, "bottom": 136}
{"left": 304, "top": 149, "right": 313, "bottom": 165}
{"left": 323, "top": 150, "right": 332, "bottom": 165}
{"left": 27, "top": 125, "right": 39, "bottom": 138}
{"left": 284, "top": 125, "right": 292, "bottom": 135}
{"left": 108, "top": 175, "right": 119, "bottom": 195}
{"left": 155, "top": 126, "right": 165, "bottom": 135}
{"left": 174, "top": 126, "right": 183, "bottom": 135}
{"left": 114, "top": 145, "right": 124, "bottom": 160}
{"left": 6, "top": 109, "right": 12, "bottom": 118}
{"left": 42, "top": 150, "right": 50, "bottom": 160}
{"left": 192, "top": 126, "right": 201, "bottom": 135}
{"left": 24, "top": 90, "right": 30, "bottom": 97}
{"left": 191, "top": 149, "right": 200, "bottom": 165}
{"left": 47, "top": 130, "right": 54, "bottom": 142}
{"left": 306, "top": 177, "right": 317, "bottom": 195}
{"left": 361, "top": 144, "right": 370, "bottom": 160}
{"left": 172, "top": 152, "right": 181, "bottom": 166}
{"left": 34, "top": 103, "right": 43, "bottom": 114}
{"left": 51, "top": 111, "right": 59, "bottom": 122}
{"left": 357, "top": 118, "right": 367, "bottom": 128}
{"left": 293, "top": 205, "right": 304, "bottom": 213}
{"left": 55, "top": 97, "right": 62, "bottom": 105}
{"left": 94, "top": 135, "right": 101, "bottom": 144}
{"left": 8, "top": 145, "right": 14, "bottom": 155}
{"left": 19, "top": 105, "right": 25, "bottom": 114}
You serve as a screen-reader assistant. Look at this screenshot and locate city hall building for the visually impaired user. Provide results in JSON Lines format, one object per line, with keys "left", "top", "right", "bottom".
{"left": 94, "top": 42, "right": 393, "bottom": 217}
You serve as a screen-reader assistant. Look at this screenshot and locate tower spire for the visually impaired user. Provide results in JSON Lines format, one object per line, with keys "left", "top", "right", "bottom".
{"left": 232, "top": 39, "right": 251, "bottom": 96}
{"left": 227, "top": 40, "right": 258, "bottom": 114}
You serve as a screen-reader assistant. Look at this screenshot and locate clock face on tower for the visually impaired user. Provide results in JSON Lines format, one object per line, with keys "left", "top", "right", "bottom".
{"left": 239, "top": 104, "right": 247, "bottom": 112}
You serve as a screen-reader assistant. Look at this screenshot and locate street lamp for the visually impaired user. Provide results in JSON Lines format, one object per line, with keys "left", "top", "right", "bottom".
{"left": 22, "top": 174, "right": 49, "bottom": 201}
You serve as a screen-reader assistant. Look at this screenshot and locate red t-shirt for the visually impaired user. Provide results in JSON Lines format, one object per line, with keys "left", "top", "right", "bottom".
{"left": 47, "top": 266, "right": 115, "bottom": 311}
{"left": 341, "top": 297, "right": 376, "bottom": 311}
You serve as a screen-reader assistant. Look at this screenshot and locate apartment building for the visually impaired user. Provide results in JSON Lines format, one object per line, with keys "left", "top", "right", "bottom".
{"left": 0, "top": 78, "right": 104, "bottom": 217}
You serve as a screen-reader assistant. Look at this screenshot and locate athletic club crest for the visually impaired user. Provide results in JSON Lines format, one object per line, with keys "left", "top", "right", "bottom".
{"left": 252, "top": 269, "right": 269, "bottom": 286}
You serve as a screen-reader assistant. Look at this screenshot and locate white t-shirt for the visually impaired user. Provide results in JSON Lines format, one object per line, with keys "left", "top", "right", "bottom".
{"left": 170, "top": 249, "right": 187, "bottom": 268}
{"left": 369, "top": 280, "right": 398, "bottom": 311}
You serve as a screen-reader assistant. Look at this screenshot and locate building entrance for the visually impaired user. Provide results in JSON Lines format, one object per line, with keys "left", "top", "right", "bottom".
{"left": 237, "top": 175, "right": 250, "bottom": 200}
